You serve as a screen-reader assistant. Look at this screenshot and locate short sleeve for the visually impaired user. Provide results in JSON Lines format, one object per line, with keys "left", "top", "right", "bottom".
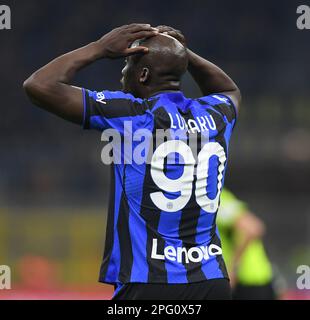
{"left": 197, "top": 94, "right": 237, "bottom": 126}
{"left": 82, "top": 89, "right": 150, "bottom": 132}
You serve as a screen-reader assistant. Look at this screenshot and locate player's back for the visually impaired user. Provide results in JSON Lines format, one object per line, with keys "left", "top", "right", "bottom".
{"left": 82, "top": 89, "right": 237, "bottom": 285}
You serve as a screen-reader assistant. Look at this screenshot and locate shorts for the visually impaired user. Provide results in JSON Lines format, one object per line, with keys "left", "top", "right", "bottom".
{"left": 233, "top": 282, "right": 276, "bottom": 300}
{"left": 112, "top": 278, "right": 232, "bottom": 300}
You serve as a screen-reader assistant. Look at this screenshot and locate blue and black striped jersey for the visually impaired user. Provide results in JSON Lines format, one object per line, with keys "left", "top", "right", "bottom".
{"left": 82, "top": 89, "right": 237, "bottom": 285}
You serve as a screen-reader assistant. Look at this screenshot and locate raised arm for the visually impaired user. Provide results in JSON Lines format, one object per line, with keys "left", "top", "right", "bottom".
{"left": 156, "top": 26, "right": 241, "bottom": 113}
{"left": 187, "top": 50, "right": 241, "bottom": 111}
{"left": 23, "top": 24, "right": 159, "bottom": 124}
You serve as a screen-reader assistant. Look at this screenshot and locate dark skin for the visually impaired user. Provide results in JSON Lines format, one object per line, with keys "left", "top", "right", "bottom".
{"left": 121, "top": 34, "right": 188, "bottom": 98}
{"left": 23, "top": 24, "right": 159, "bottom": 124}
{"left": 155, "top": 25, "right": 241, "bottom": 111}
{"left": 23, "top": 24, "right": 241, "bottom": 125}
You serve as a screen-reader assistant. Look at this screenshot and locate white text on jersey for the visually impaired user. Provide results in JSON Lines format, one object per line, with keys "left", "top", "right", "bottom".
{"left": 168, "top": 113, "right": 216, "bottom": 133}
{"left": 151, "top": 238, "right": 222, "bottom": 264}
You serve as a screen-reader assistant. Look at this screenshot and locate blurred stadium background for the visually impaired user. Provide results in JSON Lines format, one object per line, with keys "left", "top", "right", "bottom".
{"left": 0, "top": 0, "right": 309, "bottom": 299}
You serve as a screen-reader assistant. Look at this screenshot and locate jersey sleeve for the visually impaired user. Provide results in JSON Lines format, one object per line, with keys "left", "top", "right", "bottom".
{"left": 197, "top": 93, "right": 237, "bottom": 127}
{"left": 82, "top": 89, "right": 151, "bottom": 133}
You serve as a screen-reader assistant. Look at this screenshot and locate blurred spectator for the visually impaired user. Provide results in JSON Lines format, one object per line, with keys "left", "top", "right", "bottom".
{"left": 217, "top": 189, "right": 276, "bottom": 299}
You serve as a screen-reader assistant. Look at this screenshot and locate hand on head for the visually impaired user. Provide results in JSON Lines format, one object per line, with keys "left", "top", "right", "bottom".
{"left": 155, "top": 25, "right": 186, "bottom": 47}
{"left": 97, "top": 23, "right": 159, "bottom": 59}
{"left": 97, "top": 24, "right": 186, "bottom": 59}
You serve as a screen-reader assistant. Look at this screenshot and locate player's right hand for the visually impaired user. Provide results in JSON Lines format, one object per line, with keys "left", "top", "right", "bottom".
{"left": 96, "top": 24, "right": 159, "bottom": 59}
{"left": 155, "top": 25, "right": 187, "bottom": 47}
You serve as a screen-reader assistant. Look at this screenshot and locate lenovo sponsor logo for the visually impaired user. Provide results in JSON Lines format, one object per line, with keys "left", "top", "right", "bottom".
{"left": 151, "top": 238, "right": 222, "bottom": 264}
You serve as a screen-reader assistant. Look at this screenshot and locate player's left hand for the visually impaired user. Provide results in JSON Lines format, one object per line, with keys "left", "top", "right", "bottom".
{"left": 96, "top": 24, "right": 159, "bottom": 59}
{"left": 155, "top": 25, "right": 187, "bottom": 47}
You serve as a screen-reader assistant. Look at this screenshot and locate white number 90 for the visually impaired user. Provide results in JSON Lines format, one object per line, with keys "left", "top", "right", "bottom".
{"left": 150, "top": 140, "right": 226, "bottom": 213}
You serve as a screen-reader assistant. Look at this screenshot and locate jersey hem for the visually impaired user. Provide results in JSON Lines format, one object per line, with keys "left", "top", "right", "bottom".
{"left": 99, "top": 276, "right": 230, "bottom": 286}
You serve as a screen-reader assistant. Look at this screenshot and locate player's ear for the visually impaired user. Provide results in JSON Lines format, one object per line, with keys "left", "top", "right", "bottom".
{"left": 139, "top": 67, "right": 150, "bottom": 84}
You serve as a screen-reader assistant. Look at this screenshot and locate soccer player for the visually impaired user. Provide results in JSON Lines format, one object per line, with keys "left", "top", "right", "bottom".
{"left": 23, "top": 24, "right": 241, "bottom": 300}
{"left": 217, "top": 189, "right": 276, "bottom": 299}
